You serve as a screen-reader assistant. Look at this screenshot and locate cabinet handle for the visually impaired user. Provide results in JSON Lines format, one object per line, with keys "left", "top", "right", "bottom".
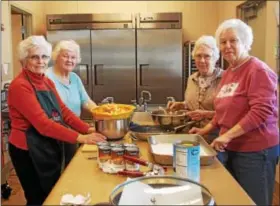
{"left": 93, "top": 64, "right": 104, "bottom": 85}
{"left": 139, "top": 64, "right": 149, "bottom": 86}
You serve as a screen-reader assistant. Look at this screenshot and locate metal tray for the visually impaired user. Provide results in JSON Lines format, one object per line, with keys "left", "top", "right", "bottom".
{"left": 148, "top": 134, "right": 217, "bottom": 166}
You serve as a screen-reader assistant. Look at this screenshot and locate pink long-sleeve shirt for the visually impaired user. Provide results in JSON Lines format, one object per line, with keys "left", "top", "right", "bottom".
{"left": 211, "top": 57, "right": 279, "bottom": 152}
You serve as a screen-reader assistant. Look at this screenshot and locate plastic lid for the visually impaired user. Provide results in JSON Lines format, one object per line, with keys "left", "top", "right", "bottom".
{"left": 109, "top": 176, "right": 214, "bottom": 205}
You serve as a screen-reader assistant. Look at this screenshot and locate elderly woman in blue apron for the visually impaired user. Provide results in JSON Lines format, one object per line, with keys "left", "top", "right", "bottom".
{"left": 7, "top": 35, "right": 106, "bottom": 205}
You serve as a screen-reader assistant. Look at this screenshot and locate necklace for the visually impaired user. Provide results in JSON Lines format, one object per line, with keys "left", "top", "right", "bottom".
{"left": 231, "top": 56, "right": 251, "bottom": 71}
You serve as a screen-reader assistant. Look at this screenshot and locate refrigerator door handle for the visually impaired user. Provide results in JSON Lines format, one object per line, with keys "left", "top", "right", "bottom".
{"left": 77, "top": 64, "right": 89, "bottom": 85}
{"left": 93, "top": 64, "right": 104, "bottom": 85}
{"left": 139, "top": 64, "right": 149, "bottom": 86}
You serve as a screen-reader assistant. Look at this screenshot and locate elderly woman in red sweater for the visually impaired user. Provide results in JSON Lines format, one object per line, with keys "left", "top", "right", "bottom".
{"left": 190, "top": 19, "right": 279, "bottom": 205}
{"left": 7, "top": 35, "right": 106, "bottom": 205}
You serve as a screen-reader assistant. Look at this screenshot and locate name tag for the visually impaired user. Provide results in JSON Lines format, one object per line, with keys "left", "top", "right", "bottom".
{"left": 216, "top": 83, "right": 239, "bottom": 98}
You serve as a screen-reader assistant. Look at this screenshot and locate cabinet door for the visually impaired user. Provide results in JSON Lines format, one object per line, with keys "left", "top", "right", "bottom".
{"left": 91, "top": 29, "right": 136, "bottom": 104}
{"left": 137, "top": 29, "right": 183, "bottom": 104}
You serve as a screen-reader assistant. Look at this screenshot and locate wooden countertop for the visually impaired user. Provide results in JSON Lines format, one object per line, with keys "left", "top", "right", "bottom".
{"left": 43, "top": 135, "right": 255, "bottom": 205}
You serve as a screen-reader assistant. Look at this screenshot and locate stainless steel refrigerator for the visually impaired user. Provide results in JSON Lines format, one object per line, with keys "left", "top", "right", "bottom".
{"left": 46, "top": 13, "right": 183, "bottom": 108}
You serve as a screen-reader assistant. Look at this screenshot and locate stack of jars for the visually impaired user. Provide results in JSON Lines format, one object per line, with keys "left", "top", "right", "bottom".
{"left": 97, "top": 142, "right": 140, "bottom": 173}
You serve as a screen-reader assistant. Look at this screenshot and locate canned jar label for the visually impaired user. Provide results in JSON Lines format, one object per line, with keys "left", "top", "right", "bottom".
{"left": 98, "top": 146, "right": 111, "bottom": 168}
{"left": 111, "top": 147, "right": 125, "bottom": 171}
{"left": 125, "top": 147, "right": 140, "bottom": 171}
{"left": 173, "top": 141, "right": 200, "bottom": 182}
{"left": 110, "top": 143, "right": 123, "bottom": 148}
{"left": 97, "top": 141, "right": 109, "bottom": 147}
{"left": 174, "top": 165, "right": 188, "bottom": 178}
{"left": 123, "top": 143, "right": 137, "bottom": 148}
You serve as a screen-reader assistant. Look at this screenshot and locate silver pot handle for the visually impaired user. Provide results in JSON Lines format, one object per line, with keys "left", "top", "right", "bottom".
{"left": 173, "top": 121, "right": 197, "bottom": 133}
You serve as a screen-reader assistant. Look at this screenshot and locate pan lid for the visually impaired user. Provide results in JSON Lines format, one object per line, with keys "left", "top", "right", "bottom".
{"left": 110, "top": 176, "right": 215, "bottom": 205}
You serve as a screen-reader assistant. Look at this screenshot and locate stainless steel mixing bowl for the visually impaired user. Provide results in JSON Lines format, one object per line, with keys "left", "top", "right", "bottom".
{"left": 95, "top": 118, "right": 131, "bottom": 140}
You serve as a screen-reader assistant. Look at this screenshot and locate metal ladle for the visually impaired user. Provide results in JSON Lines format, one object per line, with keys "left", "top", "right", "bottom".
{"left": 172, "top": 120, "right": 196, "bottom": 133}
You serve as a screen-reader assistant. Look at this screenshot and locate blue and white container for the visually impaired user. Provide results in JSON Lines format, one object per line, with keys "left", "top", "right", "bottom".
{"left": 173, "top": 140, "right": 200, "bottom": 182}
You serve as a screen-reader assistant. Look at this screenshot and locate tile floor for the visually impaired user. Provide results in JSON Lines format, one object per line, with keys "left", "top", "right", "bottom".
{"left": 1, "top": 169, "right": 25, "bottom": 205}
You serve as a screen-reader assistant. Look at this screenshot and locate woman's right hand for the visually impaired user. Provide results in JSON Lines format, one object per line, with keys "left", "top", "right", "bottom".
{"left": 167, "top": 101, "right": 185, "bottom": 110}
{"left": 77, "top": 133, "right": 107, "bottom": 144}
{"left": 188, "top": 127, "right": 205, "bottom": 135}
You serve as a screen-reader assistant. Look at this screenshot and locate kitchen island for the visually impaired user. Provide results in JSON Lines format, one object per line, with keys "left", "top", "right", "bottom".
{"left": 43, "top": 135, "right": 255, "bottom": 205}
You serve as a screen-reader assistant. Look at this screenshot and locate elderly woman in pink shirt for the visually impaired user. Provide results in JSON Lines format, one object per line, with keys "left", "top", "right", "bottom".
{"left": 190, "top": 19, "right": 279, "bottom": 205}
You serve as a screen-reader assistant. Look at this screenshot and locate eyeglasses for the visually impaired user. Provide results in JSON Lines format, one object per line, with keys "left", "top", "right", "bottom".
{"left": 194, "top": 54, "right": 212, "bottom": 61}
{"left": 28, "top": 55, "right": 50, "bottom": 61}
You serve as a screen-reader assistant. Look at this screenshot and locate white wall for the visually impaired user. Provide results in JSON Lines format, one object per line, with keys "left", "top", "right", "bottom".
{"left": 264, "top": 1, "right": 278, "bottom": 71}
{"left": 1, "top": 1, "right": 13, "bottom": 84}
{"left": 1, "top": 1, "right": 46, "bottom": 84}
{"left": 247, "top": 3, "right": 266, "bottom": 61}
{"left": 1, "top": 0, "right": 278, "bottom": 84}
{"left": 43, "top": 1, "right": 220, "bottom": 41}
{"left": 217, "top": 1, "right": 278, "bottom": 72}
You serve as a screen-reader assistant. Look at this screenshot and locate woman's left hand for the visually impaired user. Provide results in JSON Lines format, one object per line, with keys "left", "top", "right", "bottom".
{"left": 186, "top": 110, "right": 207, "bottom": 121}
{"left": 87, "top": 127, "right": 95, "bottom": 134}
{"left": 210, "top": 135, "right": 232, "bottom": 152}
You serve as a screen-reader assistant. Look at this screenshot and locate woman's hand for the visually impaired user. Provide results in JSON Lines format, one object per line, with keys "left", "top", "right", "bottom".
{"left": 167, "top": 101, "right": 185, "bottom": 110}
{"left": 189, "top": 123, "right": 215, "bottom": 136}
{"left": 210, "top": 135, "right": 232, "bottom": 152}
{"left": 186, "top": 110, "right": 208, "bottom": 121}
{"left": 77, "top": 133, "right": 107, "bottom": 144}
{"left": 83, "top": 100, "right": 98, "bottom": 113}
{"left": 210, "top": 124, "right": 244, "bottom": 151}
{"left": 188, "top": 127, "right": 205, "bottom": 135}
{"left": 87, "top": 127, "right": 95, "bottom": 134}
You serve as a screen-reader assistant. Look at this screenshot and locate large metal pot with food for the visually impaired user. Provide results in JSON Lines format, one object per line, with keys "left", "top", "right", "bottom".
{"left": 150, "top": 108, "right": 195, "bottom": 131}
{"left": 91, "top": 104, "right": 136, "bottom": 140}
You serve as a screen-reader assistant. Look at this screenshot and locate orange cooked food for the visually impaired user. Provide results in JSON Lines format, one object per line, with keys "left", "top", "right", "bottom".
{"left": 91, "top": 104, "right": 136, "bottom": 120}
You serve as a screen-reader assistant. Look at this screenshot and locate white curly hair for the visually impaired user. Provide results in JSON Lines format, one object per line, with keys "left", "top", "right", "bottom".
{"left": 52, "top": 40, "right": 81, "bottom": 63}
{"left": 192, "top": 35, "right": 220, "bottom": 64}
{"left": 215, "top": 18, "right": 253, "bottom": 52}
{"left": 18, "top": 35, "right": 52, "bottom": 61}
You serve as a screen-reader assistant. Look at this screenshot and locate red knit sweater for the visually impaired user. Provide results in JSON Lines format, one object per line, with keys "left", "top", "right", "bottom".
{"left": 211, "top": 57, "right": 279, "bottom": 152}
{"left": 8, "top": 69, "right": 90, "bottom": 150}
